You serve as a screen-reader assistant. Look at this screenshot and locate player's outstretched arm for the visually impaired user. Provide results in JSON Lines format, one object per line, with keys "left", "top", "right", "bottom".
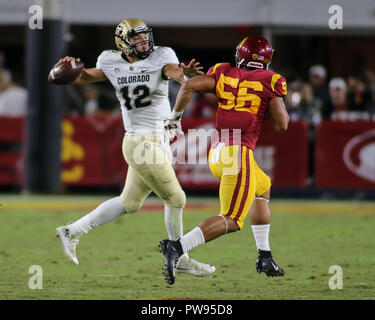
{"left": 173, "top": 75, "right": 216, "bottom": 112}
{"left": 268, "top": 97, "right": 289, "bottom": 132}
{"left": 59, "top": 56, "right": 107, "bottom": 85}
{"left": 163, "top": 59, "right": 204, "bottom": 84}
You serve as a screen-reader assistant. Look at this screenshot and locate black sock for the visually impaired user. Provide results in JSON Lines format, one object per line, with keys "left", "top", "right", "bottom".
{"left": 258, "top": 249, "right": 272, "bottom": 258}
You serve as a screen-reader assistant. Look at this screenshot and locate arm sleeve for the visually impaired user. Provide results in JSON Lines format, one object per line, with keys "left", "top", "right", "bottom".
{"left": 160, "top": 47, "right": 180, "bottom": 80}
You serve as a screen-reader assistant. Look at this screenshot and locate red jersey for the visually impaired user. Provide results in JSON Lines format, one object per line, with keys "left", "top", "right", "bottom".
{"left": 207, "top": 63, "right": 287, "bottom": 150}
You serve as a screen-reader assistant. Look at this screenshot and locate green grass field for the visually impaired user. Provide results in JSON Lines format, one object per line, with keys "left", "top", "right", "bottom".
{"left": 0, "top": 195, "right": 374, "bottom": 300}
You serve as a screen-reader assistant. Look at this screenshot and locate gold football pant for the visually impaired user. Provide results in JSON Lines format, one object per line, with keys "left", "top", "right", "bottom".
{"left": 208, "top": 143, "right": 271, "bottom": 229}
{"left": 120, "top": 134, "right": 186, "bottom": 213}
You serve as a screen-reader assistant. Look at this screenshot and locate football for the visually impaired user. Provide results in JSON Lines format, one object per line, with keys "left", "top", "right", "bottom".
{"left": 48, "top": 59, "right": 84, "bottom": 85}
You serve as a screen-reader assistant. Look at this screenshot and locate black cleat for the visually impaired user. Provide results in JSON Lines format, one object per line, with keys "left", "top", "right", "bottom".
{"left": 159, "top": 239, "right": 183, "bottom": 285}
{"left": 256, "top": 250, "right": 285, "bottom": 277}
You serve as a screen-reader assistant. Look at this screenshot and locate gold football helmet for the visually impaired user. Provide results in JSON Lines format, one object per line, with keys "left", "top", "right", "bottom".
{"left": 115, "top": 18, "right": 154, "bottom": 59}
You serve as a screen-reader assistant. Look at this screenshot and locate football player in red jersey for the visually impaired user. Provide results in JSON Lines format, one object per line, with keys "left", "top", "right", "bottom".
{"left": 160, "top": 36, "right": 289, "bottom": 285}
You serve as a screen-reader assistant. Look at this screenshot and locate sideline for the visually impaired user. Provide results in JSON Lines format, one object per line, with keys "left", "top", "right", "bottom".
{"left": 1, "top": 195, "right": 374, "bottom": 214}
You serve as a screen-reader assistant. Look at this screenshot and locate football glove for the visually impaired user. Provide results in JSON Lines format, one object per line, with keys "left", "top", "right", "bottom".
{"left": 165, "top": 110, "right": 184, "bottom": 140}
{"left": 165, "top": 119, "right": 183, "bottom": 140}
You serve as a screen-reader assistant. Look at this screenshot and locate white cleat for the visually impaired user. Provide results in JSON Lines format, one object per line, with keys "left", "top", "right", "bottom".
{"left": 56, "top": 226, "right": 80, "bottom": 265}
{"left": 175, "top": 254, "right": 216, "bottom": 277}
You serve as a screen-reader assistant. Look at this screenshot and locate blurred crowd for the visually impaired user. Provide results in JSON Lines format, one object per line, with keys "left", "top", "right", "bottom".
{"left": 169, "top": 62, "right": 375, "bottom": 123}
{"left": 0, "top": 51, "right": 28, "bottom": 117}
{"left": 1, "top": 49, "right": 375, "bottom": 124}
{"left": 178, "top": 64, "right": 375, "bottom": 123}
{"left": 283, "top": 64, "right": 375, "bottom": 124}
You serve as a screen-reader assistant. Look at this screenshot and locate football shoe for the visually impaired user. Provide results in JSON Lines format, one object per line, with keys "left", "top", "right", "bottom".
{"left": 175, "top": 253, "right": 216, "bottom": 277}
{"left": 159, "top": 239, "right": 183, "bottom": 285}
{"left": 256, "top": 250, "right": 285, "bottom": 277}
{"left": 56, "top": 226, "right": 80, "bottom": 265}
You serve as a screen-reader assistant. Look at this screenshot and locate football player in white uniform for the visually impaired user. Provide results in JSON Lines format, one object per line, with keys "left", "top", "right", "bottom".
{"left": 56, "top": 18, "right": 215, "bottom": 277}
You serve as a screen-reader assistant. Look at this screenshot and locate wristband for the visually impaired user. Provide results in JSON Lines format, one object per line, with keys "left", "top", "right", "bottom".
{"left": 171, "top": 110, "right": 183, "bottom": 120}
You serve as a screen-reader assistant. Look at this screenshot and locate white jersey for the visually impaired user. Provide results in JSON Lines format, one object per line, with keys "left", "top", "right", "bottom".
{"left": 96, "top": 46, "right": 179, "bottom": 135}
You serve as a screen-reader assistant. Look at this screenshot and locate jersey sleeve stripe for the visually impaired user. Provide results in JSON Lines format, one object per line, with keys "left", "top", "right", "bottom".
{"left": 209, "top": 63, "right": 224, "bottom": 75}
{"left": 271, "top": 74, "right": 282, "bottom": 92}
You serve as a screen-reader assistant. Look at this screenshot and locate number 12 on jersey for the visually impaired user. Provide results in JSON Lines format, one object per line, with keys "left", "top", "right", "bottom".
{"left": 121, "top": 85, "right": 151, "bottom": 110}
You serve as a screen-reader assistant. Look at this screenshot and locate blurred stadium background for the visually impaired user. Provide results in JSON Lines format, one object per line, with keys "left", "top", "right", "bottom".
{"left": 0, "top": 0, "right": 375, "bottom": 300}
